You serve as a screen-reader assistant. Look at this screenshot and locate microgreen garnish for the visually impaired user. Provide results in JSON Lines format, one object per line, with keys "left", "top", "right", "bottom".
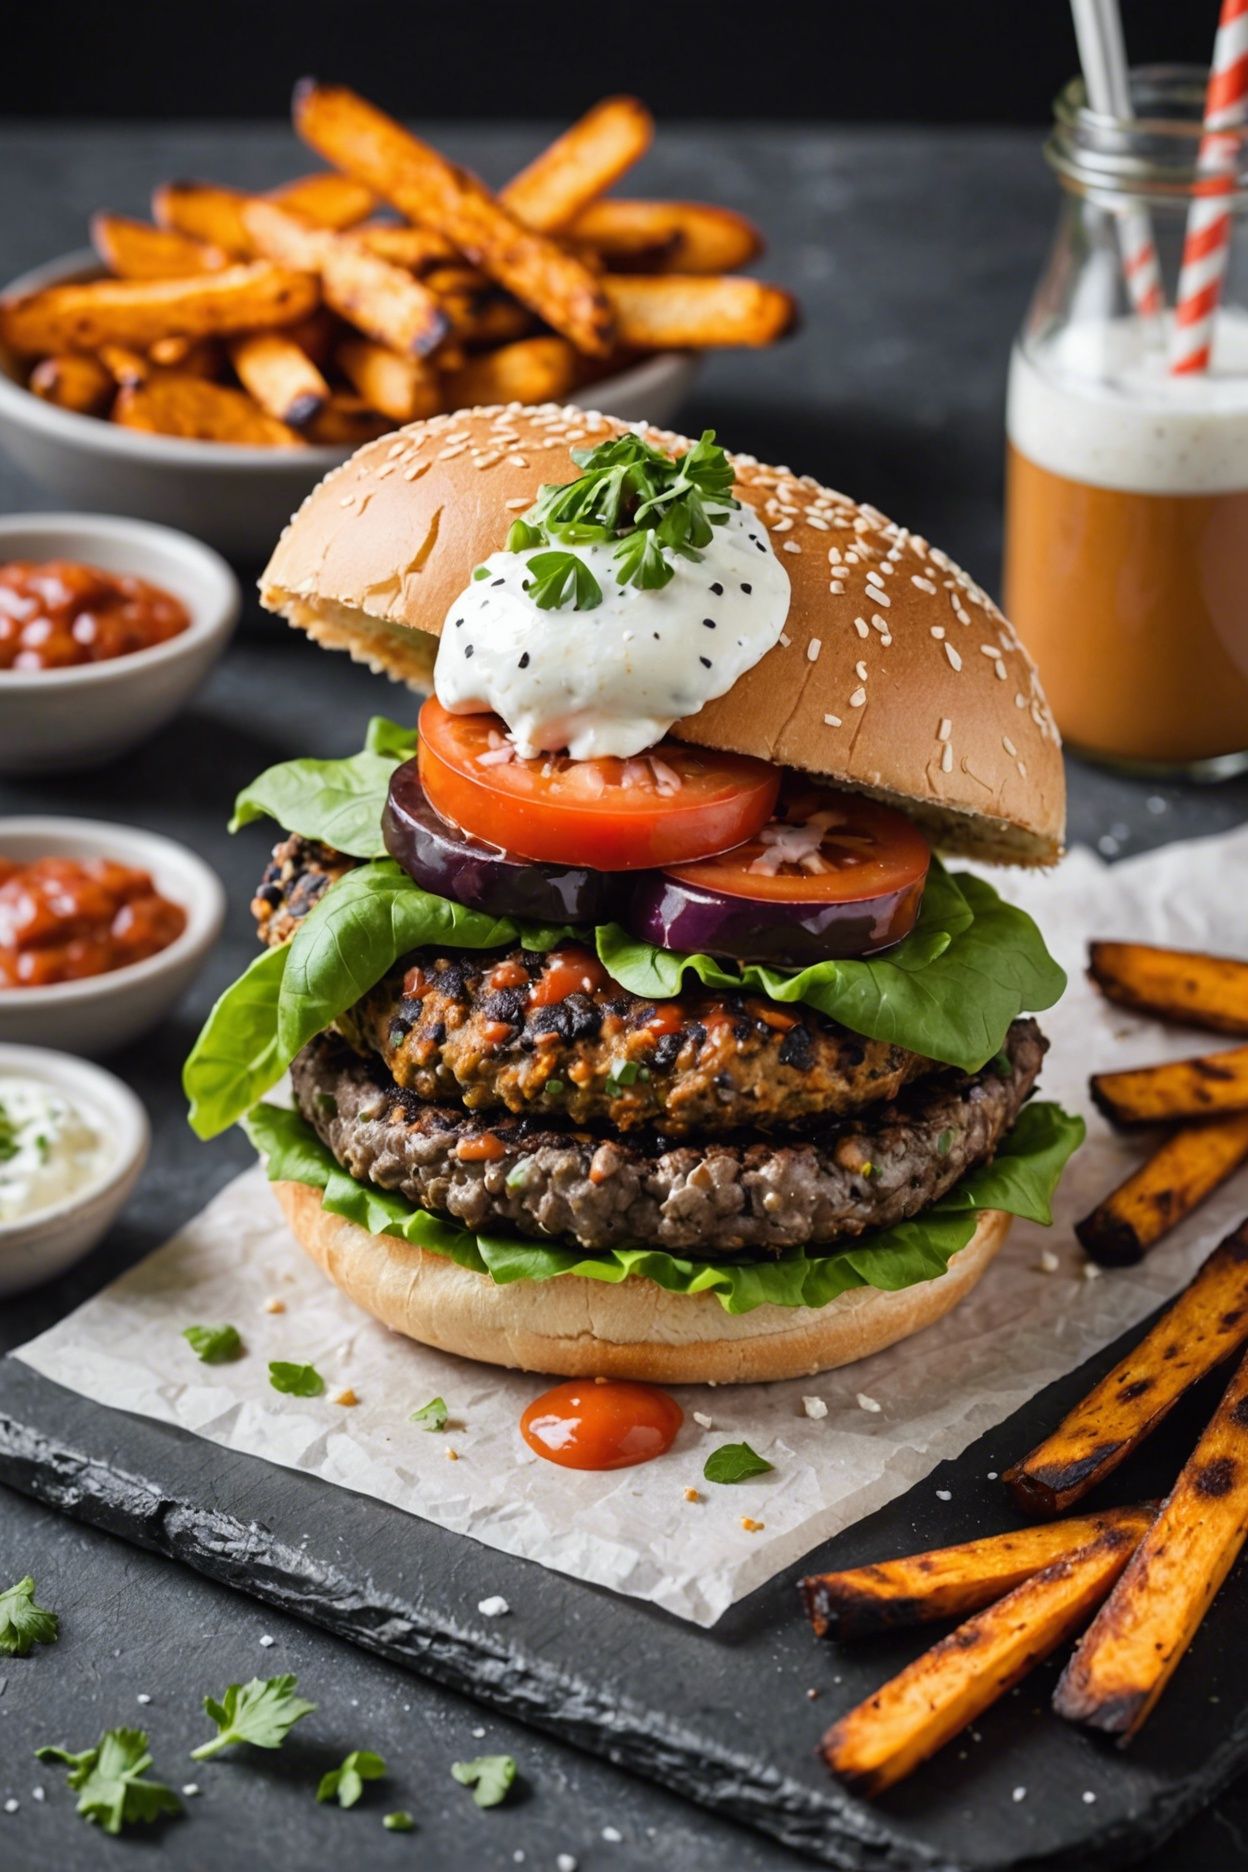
{"left": 703, "top": 1442, "right": 774, "bottom": 1485}
{"left": 268, "top": 1360, "right": 324, "bottom": 1397}
{"left": 182, "top": 1323, "right": 243, "bottom": 1364}
{"left": 411, "top": 1396, "right": 448, "bottom": 1432}
{"left": 472, "top": 565, "right": 490, "bottom": 581}
{"left": 503, "top": 430, "right": 739, "bottom": 611}
{"left": 0, "top": 1101, "right": 17, "bottom": 1162}
{"left": 0, "top": 1576, "right": 59, "bottom": 1656}
{"left": 525, "top": 551, "right": 603, "bottom": 613}
{"left": 384, "top": 1809, "right": 416, "bottom": 1830}
{"left": 451, "top": 1754, "right": 517, "bottom": 1808}
{"left": 36, "top": 1729, "right": 181, "bottom": 1835}
{"left": 190, "top": 1673, "right": 316, "bottom": 1760}
{"left": 317, "top": 1749, "right": 386, "bottom": 1808}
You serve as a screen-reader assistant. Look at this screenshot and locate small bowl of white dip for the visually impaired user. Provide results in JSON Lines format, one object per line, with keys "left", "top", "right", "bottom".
{"left": 0, "top": 1043, "right": 148, "bottom": 1296}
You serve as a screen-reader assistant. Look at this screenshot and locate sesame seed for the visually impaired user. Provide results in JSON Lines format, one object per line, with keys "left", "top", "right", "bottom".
{"left": 938, "top": 718, "right": 951, "bottom": 740}
{"left": 403, "top": 461, "right": 430, "bottom": 481}
{"left": 772, "top": 517, "right": 793, "bottom": 532}
{"left": 518, "top": 651, "right": 530, "bottom": 669}
{"left": 699, "top": 655, "right": 712, "bottom": 669}
{"left": 941, "top": 743, "right": 953, "bottom": 773}
{"left": 980, "top": 644, "right": 1002, "bottom": 660}
{"left": 1002, "top": 735, "right": 1017, "bottom": 756}
{"left": 507, "top": 455, "right": 528, "bottom": 468}
{"left": 474, "top": 452, "right": 502, "bottom": 470}
{"left": 853, "top": 616, "right": 869, "bottom": 638}
{"left": 783, "top": 541, "right": 801, "bottom": 555}
{"left": 855, "top": 660, "right": 868, "bottom": 681}
{"left": 869, "top": 587, "right": 891, "bottom": 607}
{"left": 779, "top": 632, "right": 791, "bottom": 646}
{"left": 849, "top": 686, "right": 867, "bottom": 708}
{"left": 829, "top": 579, "right": 844, "bottom": 594}
{"left": 912, "top": 574, "right": 937, "bottom": 593}
{"left": 807, "top": 515, "right": 830, "bottom": 530}
{"left": 931, "top": 625, "right": 945, "bottom": 639}
{"left": 741, "top": 581, "right": 752, "bottom": 593}
{"left": 823, "top": 713, "right": 842, "bottom": 727}
{"left": 807, "top": 638, "right": 822, "bottom": 662}
{"left": 944, "top": 643, "right": 963, "bottom": 671}
{"left": 504, "top": 495, "right": 529, "bottom": 509}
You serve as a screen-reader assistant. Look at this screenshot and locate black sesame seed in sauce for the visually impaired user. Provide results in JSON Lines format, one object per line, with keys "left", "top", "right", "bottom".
{"left": 492, "top": 577, "right": 505, "bottom": 587}
{"left": 699, "top": 655, "right": 712, "bottom": 669}
{"left": 518, "top": 652, "right": 530, "bottom": 669}
{"left": 454, "top": 617, "right": 465, "bottom": 627}
{"left": 703, "top": 618, "right": 716, "bottom": 629}
{"left": 464, "top": 644, "right": 474, "bottom": 658}
{"left": 709, "top": 582, "right": 723, "bottom": 596}
{"left": 741, "top": 582, "right": 752, "bottom": 593}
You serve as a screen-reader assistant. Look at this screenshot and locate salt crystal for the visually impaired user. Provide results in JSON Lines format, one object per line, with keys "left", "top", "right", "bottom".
{"left": 478, "top": 1595, "right": 510, "bottom": 1618}
{"left": 802, "top": 1396, "right": 828, "bottom": 1420}
{"left": 857, "top": 1393, "right": 882, "bottom": 1414}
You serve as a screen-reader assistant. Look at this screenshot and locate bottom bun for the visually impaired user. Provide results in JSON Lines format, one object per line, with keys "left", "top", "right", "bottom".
{"left": 273, "top": 1181, "right": 1011, "bottom": 1384}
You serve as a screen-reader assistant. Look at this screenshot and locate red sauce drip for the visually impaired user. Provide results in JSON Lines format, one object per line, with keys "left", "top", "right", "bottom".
{"left": 644, "top": 1002, "right": 684, "bottom": 1037}
{"left": 0, "top": 855, "right": 186, "bottom": 987}
{"left": 529, "top": 945, "right": 609, "bottom": 1008}
{"left": 520, "top": 1379, "right": 683, "bottom": 1471}
{"left": 0, "top": 560, "right": 190, "bottom": 671}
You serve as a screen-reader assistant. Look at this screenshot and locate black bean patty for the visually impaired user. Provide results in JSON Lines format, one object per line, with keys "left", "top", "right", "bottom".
{"left": 291, "top": 1018, "right": 1046, "bottom": 1257}
{"left": 256, "top": 835, "right": 930, "bottom": 1134}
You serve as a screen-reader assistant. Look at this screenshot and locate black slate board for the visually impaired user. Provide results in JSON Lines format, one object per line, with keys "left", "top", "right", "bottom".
{"left": 3, "top": 1298, "right": 1247, "bottom": 1872}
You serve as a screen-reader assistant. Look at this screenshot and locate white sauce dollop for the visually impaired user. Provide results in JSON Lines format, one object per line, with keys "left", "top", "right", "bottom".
{"left": 433, "top": 504, "right": 790, "bottom": 759}
{"left": 0, "top": 1078, "right": 110, "bottom": 1224}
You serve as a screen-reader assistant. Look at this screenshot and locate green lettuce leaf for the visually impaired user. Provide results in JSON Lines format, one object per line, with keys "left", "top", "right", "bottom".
{"left": 228, "top": 717, "right": 418, "bottom": 857}
{"left": 183, "top": 943, "right": 289, "bottom": 1141}
{"left": 597, "top": 862, "right": 1065, "bottom": 1074}
{"left": 246, "top": 1099, "right": 1084, "bottom": 1316}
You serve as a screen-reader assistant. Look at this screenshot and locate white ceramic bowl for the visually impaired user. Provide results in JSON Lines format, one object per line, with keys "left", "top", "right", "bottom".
{"left": 0, "top": 1042, "right": 149, "bottom": 1296}
{"left": 0, "top": 511, "right": 240, "bottom": 774}
{"left": 0, "top": 250, "right": 702, "bottom": 559}
{"left": 0, "top": 817, "right": 226, "bottom": 1056}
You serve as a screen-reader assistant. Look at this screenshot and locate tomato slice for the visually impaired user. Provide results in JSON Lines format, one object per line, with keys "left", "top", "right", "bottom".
{"left": 627, "top": 786, "right": 932, "bottom": 964}
{"left": 417, "top": 699, "right": 780, "bottom": 871}
{"left": 666, "top": 786, "right": 931, "bottom": 904}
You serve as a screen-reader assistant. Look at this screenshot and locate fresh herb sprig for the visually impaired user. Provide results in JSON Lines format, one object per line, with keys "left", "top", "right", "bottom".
{"left": 36, "top": 1729, "right": 181, "bottom": 1835}
{"left": 505, "top": 430, "right": 738, "bottom": 611}
{"left": 190, "top": 1673, "right": 316, "bottom": 1760}
{"left": 0, "top": 1575, "right": 59, "bottom": 1657}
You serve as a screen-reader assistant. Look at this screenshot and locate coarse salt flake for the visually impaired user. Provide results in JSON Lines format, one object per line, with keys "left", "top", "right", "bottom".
{"left": 478, "top": 1595, "right": 510, "bottom": 1618}
{"left": 693, "top": 1410, "right": 714, "bottom": 1429}
{"left": 802, "top": 1396, "right": 828, "bottom": 1420}
{"left": 857, "top": 1393, "right": 882, "bottom": 1413}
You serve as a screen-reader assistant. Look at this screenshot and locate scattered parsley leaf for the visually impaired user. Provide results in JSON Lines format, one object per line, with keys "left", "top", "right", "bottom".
{"left": 37, "top": 1729, "right": 181, "bottom": 1835}
{"left": 451, "top": 1754, "right": 516, "bottom": 1808}
{"left": 384, "top": 1809, "right": 416, "bottom": 1831}
{"left": 190, "top": 1673, "right": 316, "bottom": 1760}
{"left": 0, "top": 1576, "right": 59, "bottom": 1657}
{"left": 317, "top": 1749, "right": 386, "bottom": 1808}
{"left": 525, "top": 551, "right": 602, "bottom": 613}
{"left": 268, "top": 1360, "right": 324, "bottom": 1398}
{"left": 411, "top": 1397, "right": 448, "bottom": 1432}
{"left": 471, "top": 565, "right": 490, "bottom": 581}
{"left": 182, "top": 1323, "right": 243, "bottom": 1364}
{"left": 613, "top": 527, "right": 672, "bottom": 591}
{"left": 505, "top": 517, "right": 543, "bottom": 552}
{"left": 703, "top": 1442, "right": 774, "bottom": 1485}
{"left": 0, "top": 1100, "right": 17, "bottom": 1162}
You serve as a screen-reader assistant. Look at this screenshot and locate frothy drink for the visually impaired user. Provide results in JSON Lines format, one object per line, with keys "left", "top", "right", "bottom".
{"left": 1004, "top": 313, "right": 1248, "bottom": 769}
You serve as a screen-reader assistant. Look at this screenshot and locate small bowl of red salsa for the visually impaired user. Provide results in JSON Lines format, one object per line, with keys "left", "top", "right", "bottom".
{"left": 0, "top": 512, "right": 238, "bottom": 774}
{"left": 0, "top": 818, "right": 225, "bottom": 1056}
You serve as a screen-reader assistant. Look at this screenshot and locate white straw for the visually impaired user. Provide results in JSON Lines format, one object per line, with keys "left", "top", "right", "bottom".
{"left": 1069, "top": 0, "right": 1165, "bottom": 321}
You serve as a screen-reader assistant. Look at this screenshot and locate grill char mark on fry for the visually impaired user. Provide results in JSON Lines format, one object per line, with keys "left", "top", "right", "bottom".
{"left": 1006, "top": 1220, "right": 1248, "bottom": 1516}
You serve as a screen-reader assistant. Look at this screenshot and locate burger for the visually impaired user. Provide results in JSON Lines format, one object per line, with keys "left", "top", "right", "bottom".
{"left": 185, "top": 404, "right": 1081, "bottom": 1384}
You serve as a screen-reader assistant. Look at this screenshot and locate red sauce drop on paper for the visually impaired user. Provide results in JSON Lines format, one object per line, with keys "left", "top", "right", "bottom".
{"left": 520, "top": 1379, "right": 683, "bottom": 1471}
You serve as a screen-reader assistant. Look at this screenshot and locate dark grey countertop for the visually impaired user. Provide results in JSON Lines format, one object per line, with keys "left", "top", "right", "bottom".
{"left": 0, "top": 122, "right": 1243, "bottom": 1872}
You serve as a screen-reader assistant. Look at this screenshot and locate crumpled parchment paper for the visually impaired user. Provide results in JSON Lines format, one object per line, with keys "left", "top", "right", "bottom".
{"left": 16, "top": 825, "right": 1248, "bottom": 1626}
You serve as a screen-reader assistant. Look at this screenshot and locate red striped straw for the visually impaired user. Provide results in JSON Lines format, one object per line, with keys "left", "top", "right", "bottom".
{"left": 1070, "top": 0, "right": 1165, "bottom": 320}
{"left": 1171, "top": 0, "right": 1248, "bottom": 374}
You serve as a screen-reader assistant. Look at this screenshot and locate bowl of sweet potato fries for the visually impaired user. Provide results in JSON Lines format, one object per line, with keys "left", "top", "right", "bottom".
{"left": 0, "top": 87, "right": 796, "bottom": 558}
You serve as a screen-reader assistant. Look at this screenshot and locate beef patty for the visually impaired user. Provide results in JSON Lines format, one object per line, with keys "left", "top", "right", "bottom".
{"left": 291, "top": 1018, "right": 1046, "bottom": 1256}
{"left": 256, "top": 833, "right": 930, "bottom": 1135}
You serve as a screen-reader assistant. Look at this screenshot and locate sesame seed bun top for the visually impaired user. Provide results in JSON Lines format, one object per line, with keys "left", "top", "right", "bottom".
{"left": 261, "top": 404, "right": 1065, "bottom": 864}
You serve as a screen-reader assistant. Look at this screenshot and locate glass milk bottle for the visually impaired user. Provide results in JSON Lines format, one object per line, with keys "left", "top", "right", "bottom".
{"left": 1003, "top": 67, "right": 1248, "bottom": 778}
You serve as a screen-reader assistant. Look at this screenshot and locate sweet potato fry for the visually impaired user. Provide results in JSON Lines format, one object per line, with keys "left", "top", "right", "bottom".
{"left": 292, "top": 81, "right": 614, "bottom": 356}
{"left": 114, "top": 375, "right": 304, "bottom": 446}
{"left": 443, "top": 335, "right": 579, "bottom": 408}
{"left": 569, "top": 199, "right": 763, "bottom": 274}
{"left": 821, "top": 1525, "right": 1144, "bottom": 1795}
{"left": 1053, "top": 1345, "right": 1248, "bottom": 1740}
{"left": 353, "top": 222, "right": 460, "bottom": 270}
{"left": 0, "top": 263, "right": 318, "bottom": 356}
{"left": 1075, "top": 1115, "right": 1248, "bottom": 1266}
{"left": 1092, "top": 1045, "right": 1248, "bottom": 1129}
{"left": 501, "top": 96, "right": 654, "bottom": 232}
{"left": 335, "top": 336, "right": 441, "bottom": 423}
{"left": 270, "top": 170, "right": 376, "bottom": 229}
{"left": 303, "top": 392, "right": 393, "bottom": 446}
{"left": 90, "top": 213, "right": 228, "bottom": 280}
{"left": 604, "top": 274, "right": 797, "bottom": 348}
{"left": 97, "top": 343, "right": 152, "bottom": 386}
{"left": 28, "top": 352, "right": 113, "bottom": 415}
{"left": 1005, "top": 1219, "right": 1248, "bottom": 1516}
{"left": 148, "top": 335, "right": 221, "bottom": 375}
{"left": 243, "top": 200, "right": 448, "bottom": 358}
{"left": 1089, "top": 941, "right": 1248, "bottom": 1037}
{"left": 800, "top": 1505, "right": 1157, "bottom": 1639}
{"left": 228, "top": 332, "right": 328, "bottom": 427}
{"left": 152, "top": 180, "right": 254, "bottom": 256}
{"left": 437, "top": 284, "right": 535, "bottom": 349}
